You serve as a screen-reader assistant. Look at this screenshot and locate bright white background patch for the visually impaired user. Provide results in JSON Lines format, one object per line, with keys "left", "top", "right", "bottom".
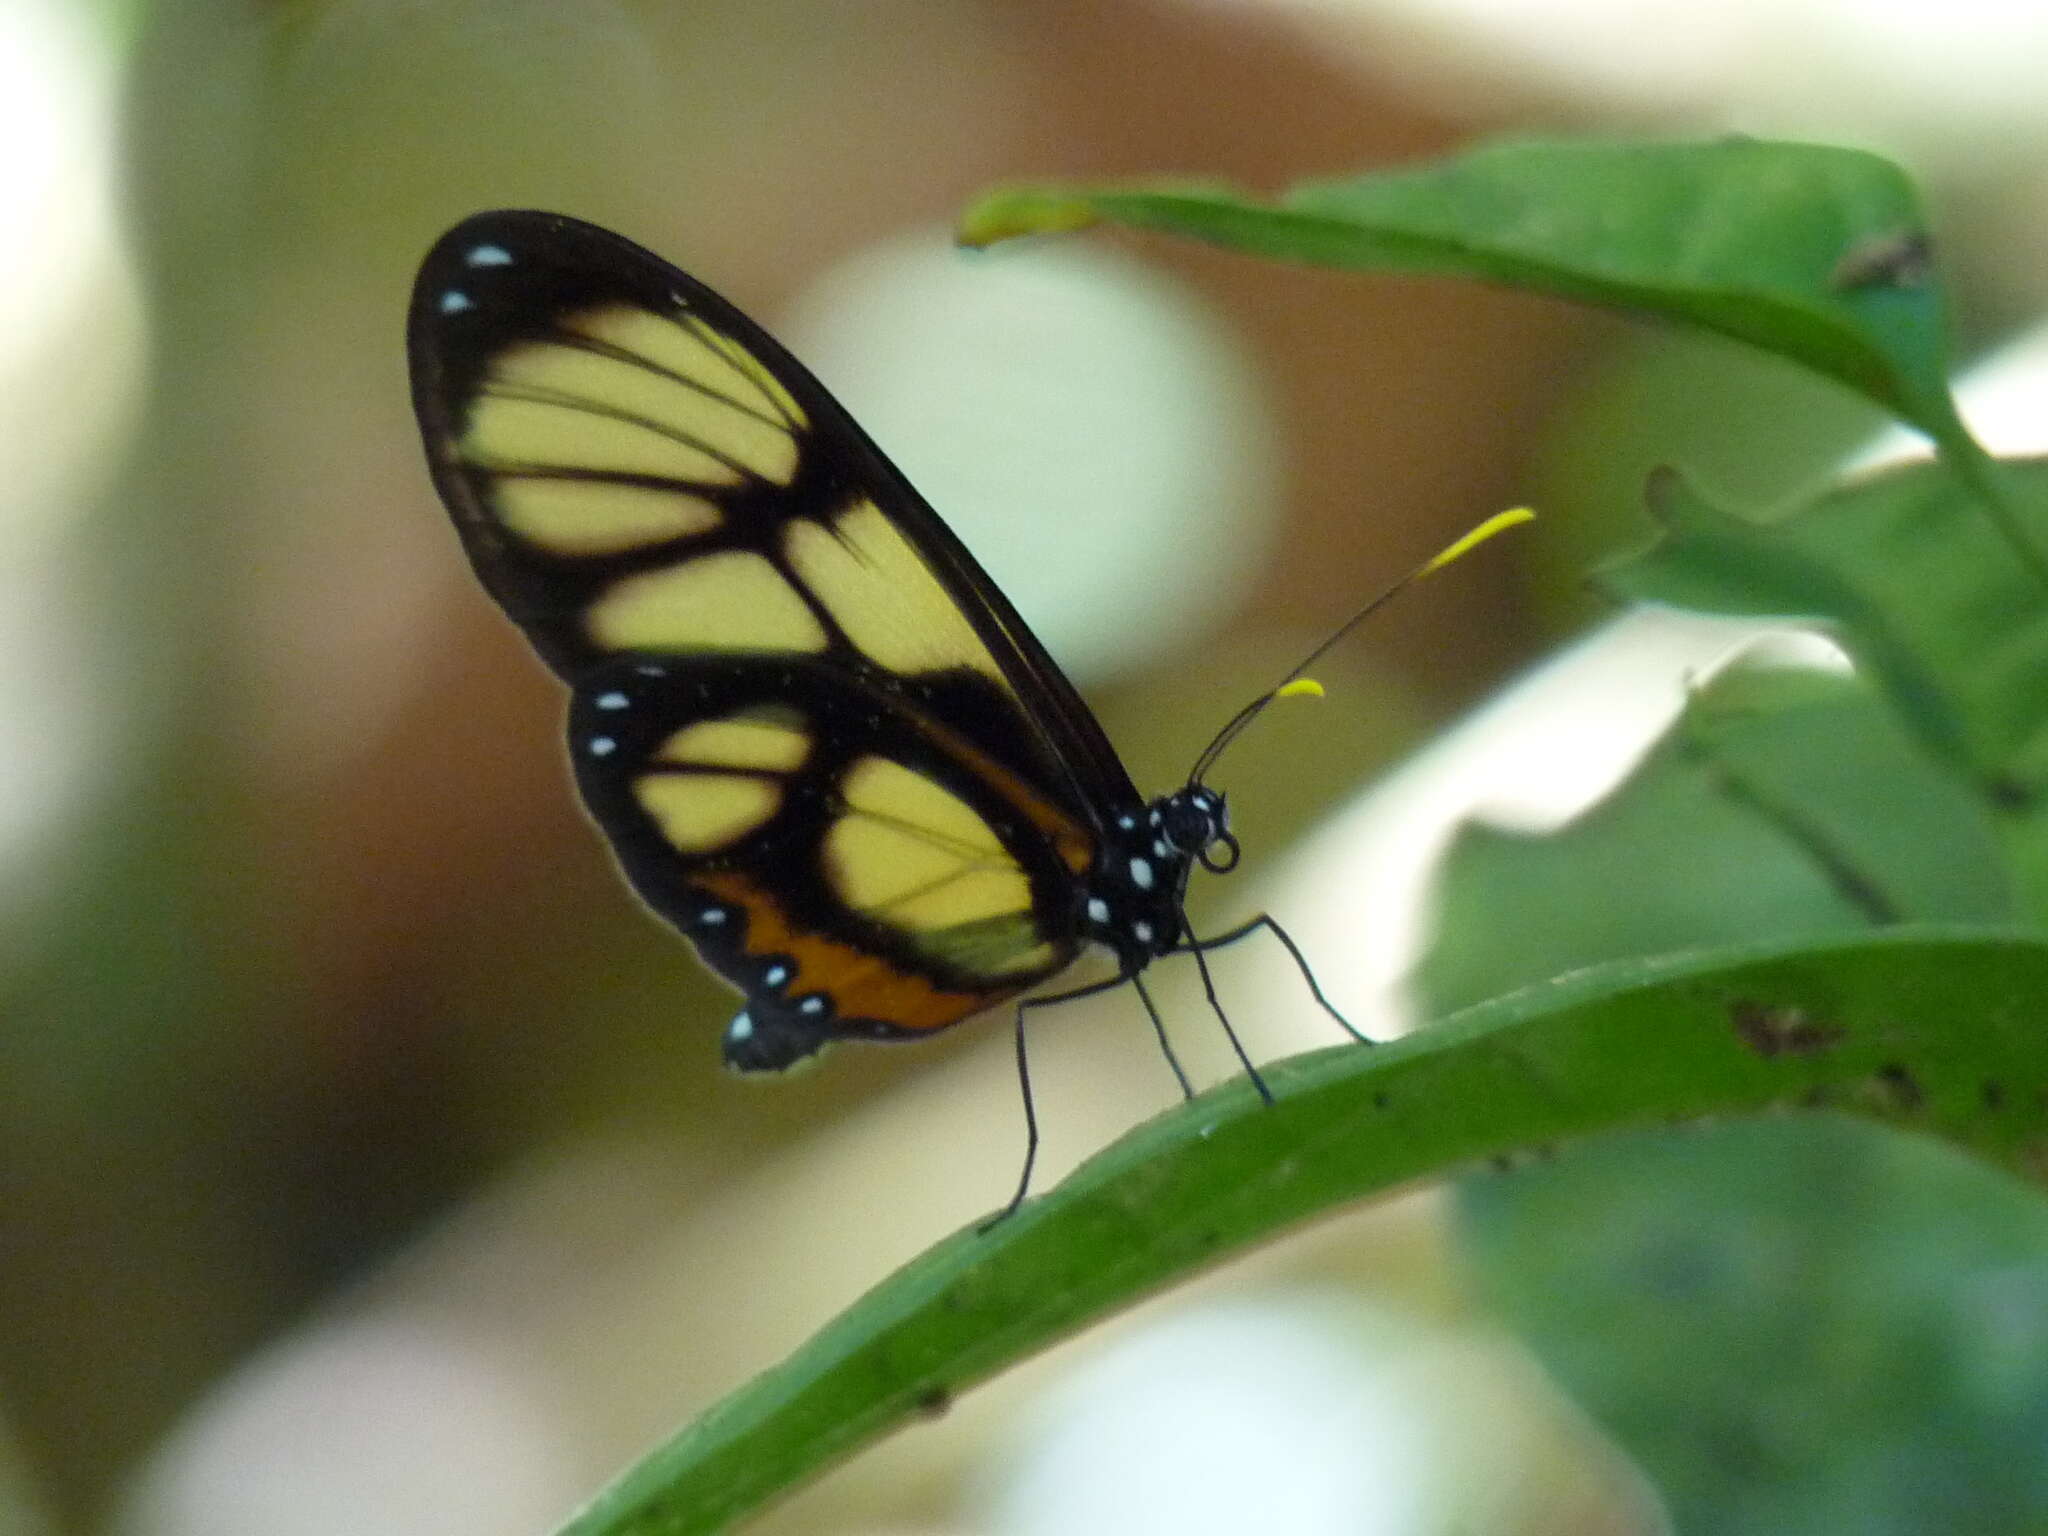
{"left": 776, "top": 230, "right": 1279, "bottom": 684}
{"left": 0, "top": 0, "right": 141, "bottom": 927}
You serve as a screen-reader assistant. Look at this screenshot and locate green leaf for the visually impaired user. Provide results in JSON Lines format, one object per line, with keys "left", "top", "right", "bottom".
{"left": 964, "top": 138, "right": 2048, "bottom": 579}
{"left": 556, "top": 930, "right": 2048, "bottom": 1536}
{"left": 1421, "top": 666, "right": 2015, "bottom": 1015}
{"left": 1602, "top": 462, "right": 2048, "bottom": 916}
{"left": 1416, "top": 660, "right": 2040, "bottom": 1536}
{"left": 962, "top": 139, "right": 1958, "bottom": 444}
{"left": 1463, "top": 1117, "right": 2048, "bottom": 1536}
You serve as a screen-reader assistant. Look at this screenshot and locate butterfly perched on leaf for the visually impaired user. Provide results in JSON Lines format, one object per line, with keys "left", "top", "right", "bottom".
{"left": 407, "top": 210, "right": 1523, "bottom": 1214}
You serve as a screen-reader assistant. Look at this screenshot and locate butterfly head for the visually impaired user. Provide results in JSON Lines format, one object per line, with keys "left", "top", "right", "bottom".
{"left": 1153, "top": 785, "right": 1238, "bottom": 873}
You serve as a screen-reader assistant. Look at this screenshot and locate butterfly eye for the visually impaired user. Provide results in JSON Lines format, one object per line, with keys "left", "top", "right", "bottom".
{"left": 1156, "top": 790, "right": 1228, "bottom": 857}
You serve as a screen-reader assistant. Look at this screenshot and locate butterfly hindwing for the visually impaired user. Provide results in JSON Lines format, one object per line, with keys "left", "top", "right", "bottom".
{"left": 566, "top": 654, "right": 1090, "bottom": 1068}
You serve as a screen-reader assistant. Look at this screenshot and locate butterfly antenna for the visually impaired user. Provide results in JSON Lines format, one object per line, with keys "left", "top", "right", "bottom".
{"left": 1187, "top": 507, "right": 1534, "bottom": 786}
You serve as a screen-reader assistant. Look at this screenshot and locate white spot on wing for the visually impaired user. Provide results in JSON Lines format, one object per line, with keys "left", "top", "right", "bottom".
{"left": 465, "top": 244, "right": 513, "bottom": 267}
{"left": 765, "top": 964, "right": 789, "bottom": 987}
{"left": 1087, "top": 897, "right": 1109, "bottom": 924}
{"left": 728, "top": 1011, "right": 754, "bottom": 1042}
{"left": 800, "top": 996, "right": 826, "bottom": 1015}
{"left": 438, "top": 290, "right": 473, "bottom": 314}
{"left": 588, "top": 736, "right": 617, "bottom": 756}
{"left": 595, "top": 691, "right": 629, "bottom": 711}
{"left": 700, "top": 907, "right": 728, "bottom": 926}
{"left": 1129, "top": 857, "right": 1154, "bottom": 890}
{"left": 1134, "top": 920, "right": 1154, "bottom": 944}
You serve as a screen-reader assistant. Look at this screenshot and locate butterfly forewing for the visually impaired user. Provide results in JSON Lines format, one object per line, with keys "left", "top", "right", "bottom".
{"left": 408, "top": 211, "right": 1134, "bottom": 815}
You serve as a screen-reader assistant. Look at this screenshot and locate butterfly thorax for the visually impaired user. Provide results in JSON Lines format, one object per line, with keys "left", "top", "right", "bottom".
{"left": 1079, "top": 785, "right": 1230, "bottom": 971}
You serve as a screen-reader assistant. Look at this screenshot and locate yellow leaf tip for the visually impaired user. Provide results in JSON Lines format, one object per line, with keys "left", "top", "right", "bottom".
{"left": 956, "top": 192, "right": 1101, "bottom": 249}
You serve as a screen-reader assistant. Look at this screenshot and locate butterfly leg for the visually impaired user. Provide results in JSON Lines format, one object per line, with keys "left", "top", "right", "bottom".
{"left": 982, "top": 970, "right": 1144, "bottom": 1231}
{"left": 1183, "top": 913, "right": 1371, "bottom": 1045}
{"left": 1132, "top": 972, "right": 1195, "bottom": 1101}
{"left": 984, "top": 1000, "right": 1042, "bottom": 1233}
{"left": 1181, "top": 937, "right": 1276, "bottom": 1105}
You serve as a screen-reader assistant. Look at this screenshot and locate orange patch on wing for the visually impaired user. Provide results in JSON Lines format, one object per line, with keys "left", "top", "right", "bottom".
{"left": 695, "top": 872, "right": 1039, "bottom": 1033}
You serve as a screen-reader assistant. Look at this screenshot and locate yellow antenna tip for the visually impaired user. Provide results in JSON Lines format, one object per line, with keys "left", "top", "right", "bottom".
{"left": 1276, "top": 678, "right": 1325, "bottom": 699}
{"left": 1421, "top": 506, "right": 1536, "bottom": 576}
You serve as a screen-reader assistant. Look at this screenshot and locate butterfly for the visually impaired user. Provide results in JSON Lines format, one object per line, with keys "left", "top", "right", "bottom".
{"left": 408, "top": 210, "right": 1522, "bottom": 1218}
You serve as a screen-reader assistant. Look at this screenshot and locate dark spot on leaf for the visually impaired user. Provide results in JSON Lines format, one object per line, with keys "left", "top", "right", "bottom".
{"left": 1988, "top": 776, "right": 2033, "bottom": 811}
{"left": 1731, "top": 1001, "right": 1843, "bottom": 1057}
{"left": 1372, "top": 1092, "right": 1390, "bottom": 1111}
{"left": 1828, "top": 228, "right": 1933, "bottom": 291}
{"left": 914, "top": 1385, "right": 953, "bottom": 1419}
{"left": 1983, "top": 1080, "right": 2006, "bottom": 1112}
{"left": 1488, "top": 1152, "right": 1516, "bottom": 1174}
{"left": 1643, "top": 465, "right": 1682, "bottom": 524}
{"left": 1870, "top": 1061, "right": 1925, "bottom": 1113}
{"left": 1799, "top": 1085, "right": 1834, "bottom": 1109}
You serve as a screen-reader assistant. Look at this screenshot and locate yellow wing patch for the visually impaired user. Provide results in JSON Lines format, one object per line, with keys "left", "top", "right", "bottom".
{"left": 494, "top": 479, "right": 723, "bottom": 554}
{"left": 509, "top": 306, "right": 803, "bottom": 485}
{"left": 655, "top": 714, "right": 810, "bottom": 773}
{"left": 785, "top": 500, "right": 1009, "bottom": 686}
{"left": 634, "top": 773, "right": 780, "bottom": 852}
{"left": 826, "top": 756, "right": 1054, "bottom": 977}
{"left": 567, "top": 307, "right": 807, "bottom": 440}
{"left": 466, "top": 380, "right": 747, "bottom": 486}
{"left": 698, "top": 319, "right": 808, "bottom": 428}
{"left": 631, "top": 707, "right": 811, "bottom": 852}
{"left": 588, "top": 549, "right": 829, "bottom": 654}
